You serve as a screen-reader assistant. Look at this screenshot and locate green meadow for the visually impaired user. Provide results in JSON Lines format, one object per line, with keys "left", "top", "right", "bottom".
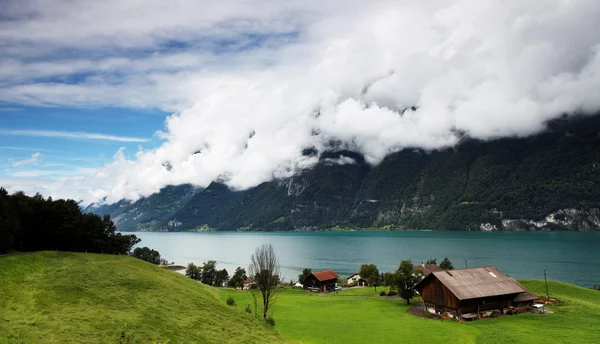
{"left": 1, "top": 252, "right": 599, "bottom": 343}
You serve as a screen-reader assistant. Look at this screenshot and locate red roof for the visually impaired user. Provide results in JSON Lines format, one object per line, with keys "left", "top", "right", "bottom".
{"left": 312, "top": 270, "right": 339, "bottom": 282}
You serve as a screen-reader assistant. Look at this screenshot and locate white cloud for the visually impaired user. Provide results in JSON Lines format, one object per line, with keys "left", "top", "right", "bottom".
{"left": 2, "top": 0, "right": 600, "bottom": 204}
{"left": 0, "top": 129, "right": 148, "bottom": 142}
{"left": 11, "top": 152, "right": 42, "bottom": 167}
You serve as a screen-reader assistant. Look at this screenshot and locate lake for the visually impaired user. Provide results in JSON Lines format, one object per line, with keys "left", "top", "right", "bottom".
{"left": 131, "top": 231, "right": 600, "bottom": 288}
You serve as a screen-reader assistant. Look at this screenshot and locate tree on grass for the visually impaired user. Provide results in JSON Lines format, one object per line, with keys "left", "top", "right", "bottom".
{"left": 297, "top": 268, "right": 312, "bottom": 285}
{"left": 440, "top": 257, "right": 454, "bottom": 270}
{"left": 215, "top": 269, "right": 229, "bottom": 287}
{"left": 383, "top": 272, "right": 397, "bottom": 291}
{"left": 248, "top": 244, "right": 281, "bottom": 319}
{"left": 185, "top": 262, "right": 201, "bottom": 280}
{"left": 228, "top": 267, "right": 247, "bottom": 289}
{"left": 131, "top": 247, "right": 161, "bottom": 264}
{"left": 359, "top": 264, "right": 380, "bottom": 291}
{"left": 395, "top": 260, "right": 421, "bottom": 305}
{"left": 201, "top": 260, "right": 218, "bottom": 285}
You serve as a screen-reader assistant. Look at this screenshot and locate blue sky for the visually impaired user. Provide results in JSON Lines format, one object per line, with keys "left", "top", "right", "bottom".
{"left": 0, "top": 104, "right": 165, "bottom": 180}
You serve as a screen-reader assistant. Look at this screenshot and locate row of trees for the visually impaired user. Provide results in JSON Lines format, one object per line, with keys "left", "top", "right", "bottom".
{"left": 185, "top": 260, "right": 232, "bottom": 287}
{"left": 0, "top": 189, "right": 140, "bottom": 254}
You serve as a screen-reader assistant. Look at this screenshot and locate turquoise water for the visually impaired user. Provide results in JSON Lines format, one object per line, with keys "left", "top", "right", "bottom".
{"left": 132, "top": 231, "right": 600, "bottom": 288}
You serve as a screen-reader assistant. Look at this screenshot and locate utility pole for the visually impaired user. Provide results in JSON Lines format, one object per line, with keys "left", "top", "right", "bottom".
{"left": 544, "top": 269, "right": 549, "bottom": 302}
{"left": 465, "top": 258, "right": 468, "bottom": 269}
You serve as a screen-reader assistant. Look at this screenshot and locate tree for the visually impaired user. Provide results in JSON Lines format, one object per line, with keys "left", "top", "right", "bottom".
{"left": 228, "top": 267, "right": 247, "bottom": 289}
{"left": 383, "top": 272, "right": 397, "bottom": 291}
{"left": 425, "top": 258, "right": 438, "bottom": 265}
{"left": 185, "top": 262, "right": 201, "bottom": 280}
{"left": 201, "top": 260, "right": 218, "bottom": 285}
{"left": 131, "top": 247, "right": 161, "bottom": 264}
{"left": 359, "top": 264, "right": 380, "bottom": 290}
{"left": 439, "top": 257, "right": 454, "bottom": 270}
{"left": 297, "top": 268, "right": 312, "bottom": 285}
{"left": 395, "top": 260, "right": 421, "bottom": 305}
{"left": 215, "top": 269, "right": 229, "bottom": 287}
{"left": 248, "top": 244, "right": 281, "bottom": 319}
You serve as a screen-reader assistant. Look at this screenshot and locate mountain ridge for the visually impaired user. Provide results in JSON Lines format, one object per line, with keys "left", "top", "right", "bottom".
{"left": 88, "top": 113, "right": 600, "bottom": 232}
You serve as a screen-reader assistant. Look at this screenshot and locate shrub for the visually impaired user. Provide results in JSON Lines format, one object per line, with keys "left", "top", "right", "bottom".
{"left": 226, "top": 296, "right": 235, "bottom": 306}
{"left": 387, "top": 290, "right": 398, "bottom": 296}
{"left": 265, "top": 316, "right": 275, "bottom": 327}
{"left": 379, "top": 291, "right": 387, "bottom": 296}
{"left": 245, "top": 304, "right": 252, "bottom": 314}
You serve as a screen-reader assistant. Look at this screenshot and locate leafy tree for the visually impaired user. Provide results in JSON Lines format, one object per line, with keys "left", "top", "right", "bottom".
{"left": 439, "top": 257, "right": 454, "bottom": 270}
{"left": 131, "top": 247, "right": 161, "bottom": 264}
{"left": 185, "top": 263, "right": 201, "bottom": 280}
{"left": 228, "top": 267, "right": 247, "bottom": 289}
{"left": 383, "top": 272, "right": 397, "bottom": 291}
{"left": 395, "top": 260, "right": 421, "bottom": 305}
{"left": 297, "top": 268, "right": 312, "bottom": 285}
{"left": 359, "top": 264, "right": 380, "bottom": 290}
{"left": 201, "top": 260, "right": 218, "bottom": 285}
{"left": 215, "top": 269, "right": 229, "bottom": 287}
{"left": 425, "top": 258, "right": 437, "bottom": 265}
{"left": 248, "top": 244, "right": 281, "bottom": 319}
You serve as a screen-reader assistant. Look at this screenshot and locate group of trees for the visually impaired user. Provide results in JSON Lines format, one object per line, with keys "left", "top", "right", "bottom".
{"left": 185, "top": 260, "right": 230, "bottom": 287}
{"left": 425, "top": 257, "right": 454, "bottom": 270}
{"left": 131, "top": 247, "right": 162, "bottom": 264}
{"left": 0, "top": 188, "right": 140, "bottom": 254}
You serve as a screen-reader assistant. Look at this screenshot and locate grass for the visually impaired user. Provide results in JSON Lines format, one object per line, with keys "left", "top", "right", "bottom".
{"left": 1, "top": 253, "right": 599, "bottom": 344}
{"left": 0, "top": 252, "right": 283, "bottom": 344}
{"left": 220, "top": 282, "right": 600, "bottom": 344}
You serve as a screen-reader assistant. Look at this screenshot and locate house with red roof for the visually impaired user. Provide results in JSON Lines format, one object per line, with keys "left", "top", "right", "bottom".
{"left": 304, "top": 270, "right": 339, "bottom": 292}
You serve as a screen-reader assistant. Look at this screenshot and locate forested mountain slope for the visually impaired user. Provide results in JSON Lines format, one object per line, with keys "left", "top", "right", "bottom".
{"left": 90, "top": 114, "right": 600, "bottom": 232}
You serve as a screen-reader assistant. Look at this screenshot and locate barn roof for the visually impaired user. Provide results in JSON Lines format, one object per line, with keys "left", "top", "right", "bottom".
{"left": 415, "top": 264, "right": 443, "bottom": 276}
{"left": 417, "top": 266, "right": 529, "bottom": 300}
{"left": 312, "top": 270, "right": 339, "bottom": 282}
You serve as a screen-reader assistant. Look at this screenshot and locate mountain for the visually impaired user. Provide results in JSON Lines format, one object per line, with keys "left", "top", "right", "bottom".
{"left": 85, "top": 184, "right": 201, "bottom": 232}
{"left": 90, "top": 114, "right": 600, "bottom": 232}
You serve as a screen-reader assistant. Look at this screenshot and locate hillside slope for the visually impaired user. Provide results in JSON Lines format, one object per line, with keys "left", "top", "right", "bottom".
{"left": 91, "top": 114, "right": 600, "bottom": 231}
{"left": 0, "top": 252, "right": 284, "bottom": 344}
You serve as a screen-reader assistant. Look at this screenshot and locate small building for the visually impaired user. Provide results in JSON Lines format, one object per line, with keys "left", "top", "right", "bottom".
{"left": 347, "top": 273, "right": 366, "bottom": 286}
{"left": 304, "top": 270, "right": 339, "bottom": 292}
{"left": 415, "top": 266, "right": 538, "bottom": 318}
{"left": 243, "top": 277, "right": 255, "bottom": 290}
{"left": 414, "top": 263, "right": 443, "bottom": 278}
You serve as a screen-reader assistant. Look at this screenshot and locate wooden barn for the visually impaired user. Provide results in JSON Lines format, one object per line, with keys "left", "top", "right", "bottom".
{"left": 304, "top": 270, "right": 339, "bottom": 292}
{"left": 415, "top": 266, "right": 538, "bottom": 319}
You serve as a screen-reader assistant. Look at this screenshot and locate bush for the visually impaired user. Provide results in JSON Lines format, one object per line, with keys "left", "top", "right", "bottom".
{"left": 245, "top": 304, "right": 252, "bottom": 314}
{"left": 387, "top": 290, "right": 398, "bottom": 296}
{"left": 379, "top": 291, "right": 387, "bottom": 296}
{"left": 265, "top": 316, "right": 275, "bottom": 327}
{"left": 226, "top": 296, "right": 235, "bottom": 306}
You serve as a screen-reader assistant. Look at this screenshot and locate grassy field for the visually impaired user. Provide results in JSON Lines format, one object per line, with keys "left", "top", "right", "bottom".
{"left": 0, "top": 252, "right": 283, "bottom": 344}
{"left": 219, "top": 281, "right": 600, "bottom": 344}
{"left": 1, "top": 252, "right": 599, "bottom": 344}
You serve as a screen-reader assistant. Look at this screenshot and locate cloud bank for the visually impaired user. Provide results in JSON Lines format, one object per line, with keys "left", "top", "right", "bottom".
{"left": 2, "top": 0, "right": 600, "bottom": 204}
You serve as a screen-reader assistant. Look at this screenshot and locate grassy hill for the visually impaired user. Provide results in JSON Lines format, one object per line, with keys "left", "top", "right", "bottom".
{"left": 1, "top": 253, "right": 599, "bottom": 344}
{"left": 0, "top": 252, "right": 283, "bottom": 344}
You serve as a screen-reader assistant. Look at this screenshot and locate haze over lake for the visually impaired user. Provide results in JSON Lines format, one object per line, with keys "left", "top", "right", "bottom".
{"left": 132, "top": 231, "right": 600, "bottom": 288}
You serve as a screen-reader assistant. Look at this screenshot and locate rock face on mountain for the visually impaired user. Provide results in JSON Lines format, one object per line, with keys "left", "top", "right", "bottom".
{"left": 89, "top": 114, "right": 600, "bottom": 232}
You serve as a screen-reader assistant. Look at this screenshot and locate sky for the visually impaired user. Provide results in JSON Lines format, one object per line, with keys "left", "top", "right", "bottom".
{"left": 1, "top": 0, "right": 600, "bottom": 205}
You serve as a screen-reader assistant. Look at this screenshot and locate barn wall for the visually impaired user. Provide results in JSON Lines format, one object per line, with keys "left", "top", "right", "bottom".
{"left": 420, "top": 278, "right": 459, "bottom": 310}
